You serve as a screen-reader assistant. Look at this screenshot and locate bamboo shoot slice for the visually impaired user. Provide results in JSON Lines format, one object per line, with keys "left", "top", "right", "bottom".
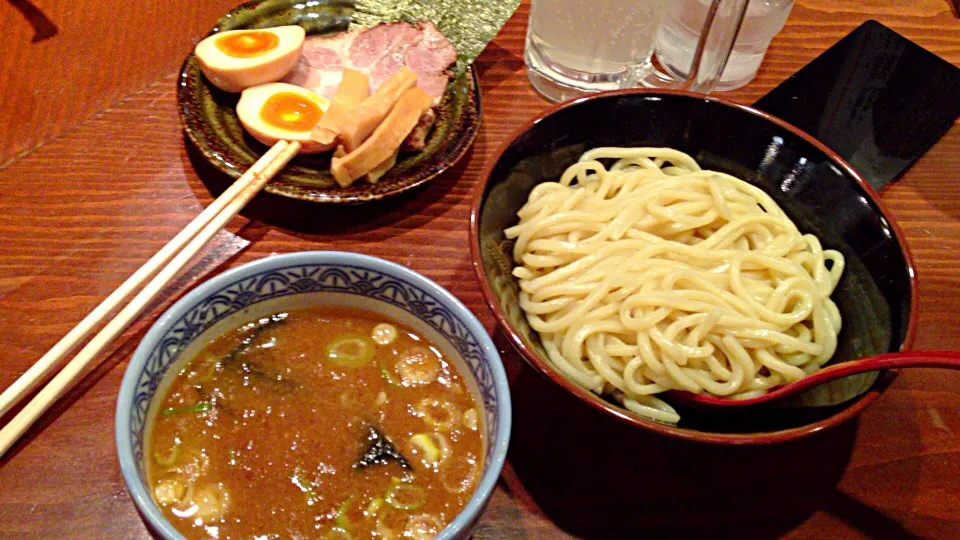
{"left": 367, "top": 149, "right": 399, "bottom": 184}
{"left": 310, "top": 68, "right": 371, "bottom": 150}
{"left": 337, "top": 67, "right": 417, "bottom": 153}
{"left": 331, "top": 87, "right": 434, "bottom": 187}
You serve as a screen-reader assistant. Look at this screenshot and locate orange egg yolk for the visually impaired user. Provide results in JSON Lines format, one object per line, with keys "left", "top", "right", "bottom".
{"left": 215, "top": 31, "right": 280, "bottom": 58}
{"left": 259, "top": 92, "right": 323, "bottom": 131}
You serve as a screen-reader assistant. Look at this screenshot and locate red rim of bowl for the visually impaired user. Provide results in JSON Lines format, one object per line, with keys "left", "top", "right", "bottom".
{"left": 468, "top": 88, "right": 918, "bottom": 445}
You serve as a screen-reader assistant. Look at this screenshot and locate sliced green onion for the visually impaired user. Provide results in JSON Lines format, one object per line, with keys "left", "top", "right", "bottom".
{"left": 462, "top": 408, "right": 479, "bottom": 431}
{"left": 154, "top": 477, "right": 187, "bottom": 505}
{"left": 375, "top": 508, "right": 407, "bottom": 539}
{"left": 153, "top": 438, "right": 182, "bottom": 468}
{"left": 340, "top": 391, "right": 358, "bottom": 409}
{"left": 409, "top": 432, "right": 451, "bottom": 467}
{"left": 395, "top": 347, "right": 441, "bottom": 386}
{"left": 191, "top": 484, "right": 228, "bottom": 520}
{"left": 409, "top": 434, "right": 440, "bottom": 464}
{"left": 404, "top": 513, "right": 443, "bottom": 539}
{"left": 190, "top": 354, "right": 219, "bottom": 383}
{"left": 415, "top": 398, "right": 459, "bottom": 431}
{"left": 371, "top": 323, "right": 398, "bottom": 345}
{"left": 324, "top": 528, "right": 352, "bottom": 540}
{"left": 292, "top": 471, "right": 310, "bottom": 491}
{"left": 463, "top": 408, "right": 480, "bottom": 431}
{"left": 326, "top": 336, "right": 376, "bottom": 368}
{"left": 441, "top": 454, "right": 479, "bottom": 494}
{"left": 385, "top": 483, "right": 426, "bottom": 511}
{"left": 379, "top": 356, "right": 401, "bottom": 387}
{"left": 336, "top": 496, "right": 355, "bottom": 531}
{"left": 292, "top": 469, "right": 319, "bottom": 505}
{"left": 161, "top": 401, "right": 211, "bottom": 416}
{"left": 365, "top": 497, "right": 384, "bottom": 518}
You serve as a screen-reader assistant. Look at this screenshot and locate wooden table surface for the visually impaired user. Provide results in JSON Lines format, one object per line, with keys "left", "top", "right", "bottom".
{"left": 1, "top": 0, "right": 959, "bottom": 538}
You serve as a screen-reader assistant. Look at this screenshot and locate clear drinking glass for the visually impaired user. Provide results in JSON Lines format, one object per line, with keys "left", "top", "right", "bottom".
{"left": 524, "top": 0, "right": 751, "bottom": 102}
{"left": 655, "top": 0, "right": 795, "bottom": 91}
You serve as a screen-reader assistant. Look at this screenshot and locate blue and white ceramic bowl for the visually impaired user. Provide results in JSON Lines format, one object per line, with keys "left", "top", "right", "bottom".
{"left": 116, "top": 251, "right": 512, "bottom": 539}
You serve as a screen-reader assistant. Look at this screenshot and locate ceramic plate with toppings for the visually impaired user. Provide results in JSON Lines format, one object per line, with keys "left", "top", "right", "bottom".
{"left": 178, "top": 0, "right": 480, "bottom": 204}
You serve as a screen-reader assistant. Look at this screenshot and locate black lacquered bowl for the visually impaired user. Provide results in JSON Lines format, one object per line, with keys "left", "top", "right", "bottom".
{"left": 469, "top": 89, "right": 917, "bottom": 444}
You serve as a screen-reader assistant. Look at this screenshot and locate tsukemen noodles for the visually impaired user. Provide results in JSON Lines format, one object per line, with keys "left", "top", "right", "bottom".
{"left": 505, "top": 147, "right": 844, "bottom": 424}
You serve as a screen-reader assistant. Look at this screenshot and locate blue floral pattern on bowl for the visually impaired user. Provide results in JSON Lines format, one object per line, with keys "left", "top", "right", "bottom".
{"left": 116, "top": 252, "right": 511, "bottom": 540}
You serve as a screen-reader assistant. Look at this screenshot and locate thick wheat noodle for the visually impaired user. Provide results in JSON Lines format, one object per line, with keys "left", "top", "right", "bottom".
{"left": 504, "top": 148, "right": 844, "bottom": 424}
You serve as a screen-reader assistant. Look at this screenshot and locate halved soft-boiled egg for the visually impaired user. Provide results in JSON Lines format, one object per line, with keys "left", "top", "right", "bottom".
{"left": 195, "top": 25, "right": 306, "bottom": 93}
{"left": 237, "top": 83, "right": 330, "bottom": 153}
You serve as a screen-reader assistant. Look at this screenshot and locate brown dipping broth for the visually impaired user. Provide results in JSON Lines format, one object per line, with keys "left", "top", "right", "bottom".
{"left": 147, "top": 306, "right": 484, "bottom": 539}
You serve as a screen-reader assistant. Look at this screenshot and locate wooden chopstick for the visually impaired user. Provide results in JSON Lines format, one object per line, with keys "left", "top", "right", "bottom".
{"left": 0, "top": 140, "right": 293, "bottom": 419}
{"left": 0, "top": 140, "right": 300, "bottom": 457}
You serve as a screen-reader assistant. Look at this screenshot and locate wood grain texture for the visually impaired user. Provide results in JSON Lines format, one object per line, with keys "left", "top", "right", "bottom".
{"left": 0, "top": 0, "right": 959, "bottom": 537}
{"left": 0, "top": 0, "right": 240, "bottom": 165}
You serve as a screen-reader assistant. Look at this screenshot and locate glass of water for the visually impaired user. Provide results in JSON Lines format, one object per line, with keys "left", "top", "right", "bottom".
{"left": 655, "top": 0, "right": 795, "bottom": 91}
{"left": 524, "top": 0, "right": 751, "bottom": 102}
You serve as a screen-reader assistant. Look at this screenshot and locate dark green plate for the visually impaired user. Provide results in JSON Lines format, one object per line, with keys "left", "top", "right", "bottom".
{"left": 177, "top": 0, "right": 481, "bottom": 204}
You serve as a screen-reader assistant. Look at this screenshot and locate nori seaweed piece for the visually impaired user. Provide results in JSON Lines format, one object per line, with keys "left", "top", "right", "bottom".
{"left": 351, "top": 0, "right": 521, "bottom": 77}
{"left": 356, "top": 426, "right": 412, "bottom": 469}
{"left": 219, "top": 313, "right": 299, "bottom": 390}
{"left": 221, "top": 312, "right": 289, "bottom": 366}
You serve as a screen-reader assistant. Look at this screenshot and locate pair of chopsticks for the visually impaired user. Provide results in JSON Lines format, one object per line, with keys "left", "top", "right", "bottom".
{"left": 0, "top": 140, "right": 300, "bottom": 458}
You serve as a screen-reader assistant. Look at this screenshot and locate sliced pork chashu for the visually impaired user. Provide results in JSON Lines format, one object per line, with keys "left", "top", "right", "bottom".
{"left": 284, "top": 21, "right": 457, "bottom": 151}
